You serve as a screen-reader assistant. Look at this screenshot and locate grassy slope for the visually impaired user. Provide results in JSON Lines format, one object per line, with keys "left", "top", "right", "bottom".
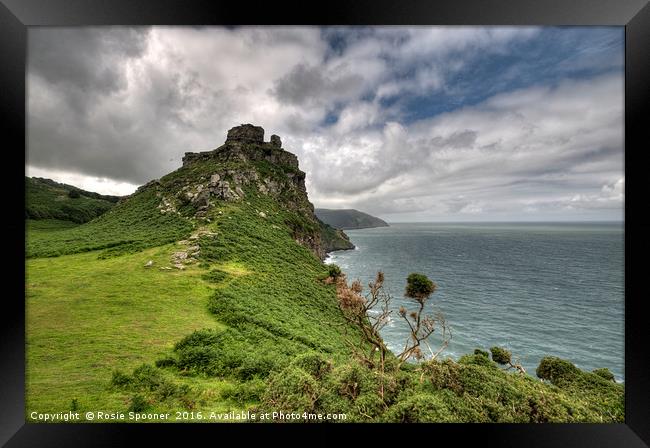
{"left": 27, "top": 188, "right": 193, "bottom": 258}
{"left": 25, "top": 153, "right": 623, "bottom": 423}
{"left": 26, "top": 244, "right": 227, "bottom": 413}
{"left": 26, "top": 177, "right": 118, "bottom": 223}
{"left": 25, "top": 162, "right": 360, "bottom": 420}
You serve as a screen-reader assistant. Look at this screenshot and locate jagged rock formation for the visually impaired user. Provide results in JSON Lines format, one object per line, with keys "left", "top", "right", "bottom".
{"left": 145, "top": 124, "right": 352, "bottom": 260}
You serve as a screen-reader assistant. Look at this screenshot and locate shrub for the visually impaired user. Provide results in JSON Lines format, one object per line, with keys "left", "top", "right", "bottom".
{"left": 68, "top": 189, "right": 80, "bottom": 199}
{"left": 383, "top": 392, "right": 456, "bottom": 423}
{"left": 222, "top": 379, "right": 266, "bottom": 403}
{"left": 128, "top": 394, "right": 151, "bottom": 412}
{"left": 131, "top": 364, "right": 165, "bottom": 391}
{"left": 536, "top": 357, "right": 581, "bottom": 384}
{"left": 405, "top": 273, "right": 436, "bottom": 301}
{"left": 110, "top": 369, "right": 132, "bottom": 387}
{"left": 202, "top": 269, "right": 229, "bottom": 284}
{"left": 490, "top": 346, "right": 512, "bottom": 365}
{"left": 155, "top": 357, "right": 177, "bottom": 368}
{"left": 262, "top": 366, "right": 320, "bottom": 412}
{"left": 474, "top": 348, "right": 489, "bottom": 358}
{"left": 424, "top": 359, "right": 464, "bottom": 395}
{"left": 331, "top": 363, "right": 375, "bottom": 400}
{"left": 592, "top": 368, "right": 616, "bottom": 382}
{"left": 290, "top": 352, "right": 331, "bottom": 379}
{"left": 459, "top": 353, "right": 495, "bottom": 368}
{"left": 327, "top": 264, "right": 342, "bottom": 280}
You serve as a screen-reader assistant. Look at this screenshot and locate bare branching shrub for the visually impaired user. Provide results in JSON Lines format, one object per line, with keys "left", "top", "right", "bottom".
{"left": 334, "top": 270, "right": 452, "bottom": 398}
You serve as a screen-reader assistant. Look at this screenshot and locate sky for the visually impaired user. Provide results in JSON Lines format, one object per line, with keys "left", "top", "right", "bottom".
{"left": 26, "top": 26, "right": 624, "bottom": 222}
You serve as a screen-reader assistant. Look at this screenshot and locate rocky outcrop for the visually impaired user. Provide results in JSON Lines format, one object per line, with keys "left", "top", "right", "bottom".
{"left": 152, "top": 124, "right": 352, "bottom": 260}
{"left": 226, "top": 123, "right": 264, "bottom": 143}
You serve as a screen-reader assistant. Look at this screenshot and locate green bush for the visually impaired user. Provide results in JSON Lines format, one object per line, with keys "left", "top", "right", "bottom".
{"left": 221, "top": 379, "right": 266, "bottom": 403}
{"left": 290, "top": 352, "right": 332, "bottom": 379}
{"left": 263, "top": 366, "right": 320, "bottom": 412}
{"left": 490, "top": 346, "right": 512, "bottom": 365}
{"left": 592, "top": 368, "right": 616, "bottom": 382}
{"left": 405, "top": 273, "right": 436, "bottom": 301}
{"left": 128, "top": 394, "right": 151, "bottom": 412}
{"left": 326, "top": 264, "right": 342, "bottom": 280}
{"left": 474, "top": 348, "right": 490, "bottom": 358}
{"left": 110, "top": 369, "right": 132, "bottom": 387}
{"left": 536, "top": 356, "right": 581, "bottom": 384}
{"left": 383, "top": 392, "right": 457, "bottom": 423}
{"left": 459, "top": 353, "right": 495, "bottom": 368}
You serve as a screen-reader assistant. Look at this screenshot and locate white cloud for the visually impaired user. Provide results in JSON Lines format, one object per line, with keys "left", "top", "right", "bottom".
{"left": 27, "top": 26, "right": 623, "bottom": 221}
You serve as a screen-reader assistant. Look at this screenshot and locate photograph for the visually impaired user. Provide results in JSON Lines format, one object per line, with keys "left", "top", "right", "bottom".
{"left": 23, "top": 25, "right": 626, "bottom": 424}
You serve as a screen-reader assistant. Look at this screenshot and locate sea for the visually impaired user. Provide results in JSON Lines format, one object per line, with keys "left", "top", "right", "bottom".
{"left": 325, "top": 222, "right": 625, "bottom": 382}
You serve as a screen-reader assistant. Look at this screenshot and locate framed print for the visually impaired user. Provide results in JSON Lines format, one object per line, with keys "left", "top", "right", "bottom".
{"left": 2, "top": 0, "right": 649, "bottom": 445}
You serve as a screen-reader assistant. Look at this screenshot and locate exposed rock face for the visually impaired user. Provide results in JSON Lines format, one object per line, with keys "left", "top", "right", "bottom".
{"left": 226, "top": 123, "right": 264, "bottom": 143}
{"left": 160, "top": 124, "right": 352, "bottom": 260}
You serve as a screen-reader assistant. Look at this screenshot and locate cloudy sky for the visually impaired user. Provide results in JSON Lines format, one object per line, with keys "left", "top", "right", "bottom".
{"left": 27, "top": 26, "right": 624, "bottom": 222}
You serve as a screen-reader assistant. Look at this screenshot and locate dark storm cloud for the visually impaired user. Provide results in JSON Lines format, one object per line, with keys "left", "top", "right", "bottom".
{"left": 29, "top": 27, "right": 149, "bottom": 95}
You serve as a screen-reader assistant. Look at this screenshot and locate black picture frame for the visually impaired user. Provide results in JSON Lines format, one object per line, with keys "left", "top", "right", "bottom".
{"left": 2, "top": 0, "right": 648, "bottom": 445}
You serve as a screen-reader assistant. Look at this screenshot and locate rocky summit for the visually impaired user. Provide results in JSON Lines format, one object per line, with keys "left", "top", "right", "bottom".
{"left": 142, "top": 124, "right": 352, "bottom": 260}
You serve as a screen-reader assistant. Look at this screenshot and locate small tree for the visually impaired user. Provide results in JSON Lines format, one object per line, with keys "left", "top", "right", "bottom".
{"left": 396, "top": 273, "right": 450, "bottom": 364}
{"left": 490, "top": 346, "right": 526, "bottom": 374}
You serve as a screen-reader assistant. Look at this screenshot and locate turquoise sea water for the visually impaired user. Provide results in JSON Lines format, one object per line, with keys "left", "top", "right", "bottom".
{"left": 325, "top": 222, "right": 625, "bottom": 381}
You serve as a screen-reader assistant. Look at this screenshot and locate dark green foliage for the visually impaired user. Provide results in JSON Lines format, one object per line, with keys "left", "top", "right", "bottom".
{"left": 26, "top": 177, "right": 117, "bottom": 224}
{"left": 290, "top": 352, "right": 332, "bottom": 379}
{"left": 460, "top": 352, "right": 496, "bottom": 368}
{"left": 173, "top": 328, "right": 281, "bottom": 380}
{"left": 155, "top": 357, "right": 177, "bottom": 368}
{"left": 326, "top": 264, "right": 342, "bottom": 280}
{"left": 263, "top": 366, "right": 320, "bottom": 412}
{"left": 383, "top": 392, "right": 459, "bottom": 423}
{"left": 405, "top": 273, "right": 436, "bottom": 301}
{"left": 474, "top": 348, "right": 489, "bottom": 358}
{"left": 70, "top": 398, "right": 79, "bottom": 411}
{"left": 202, "top": 269, "right": 229, "bottom": 284}
{"left": 593, "top": 368, "right": 616, "bottom": 382}
{"left": 110, "top": 370, "right": 132, "bottom": 387}
{"left": 128, "top": 394, "right": 151, "bottom": 412}
{"left": 221, "top": 379, "right": 266, "bottom": 403}
{"left": 535, "top": 357, "right": 624, "bottom": 421}
{"left": 536, "top": 356, "right": 581, "bottom": 383}
{"left": 112, "top": 364, "right": 195, "bottom": 411}
{"left": 490, "top": 346, "right": 512, "bottom": 365}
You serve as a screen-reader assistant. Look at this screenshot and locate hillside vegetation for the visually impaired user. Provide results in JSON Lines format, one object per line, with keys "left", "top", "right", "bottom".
{"left": 26, "top": 177, "right": 119, "bottom": 223}
{"left": 26, "top": 125, "right": 623, "bottom": 422}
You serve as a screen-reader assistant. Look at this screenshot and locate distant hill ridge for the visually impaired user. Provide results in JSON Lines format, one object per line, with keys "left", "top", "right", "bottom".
{"left": 26, "top": 176, "right": 120, "bottom": 223}
{"left": 315, "top": 208, "right": 389, "bottom": 230}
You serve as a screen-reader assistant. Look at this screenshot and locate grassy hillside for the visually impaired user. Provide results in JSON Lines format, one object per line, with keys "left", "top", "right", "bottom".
{"left": 26, "top": 177, "right": 119, "bottom": 223}
{"left": 315, "top": 208, "right": 389, "bottom": 230}
{"left": 25, "top": 134, "right": 623, "bottom": 423}
{"left": 26, "top": 188, "right": 193, "bottom": 258}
